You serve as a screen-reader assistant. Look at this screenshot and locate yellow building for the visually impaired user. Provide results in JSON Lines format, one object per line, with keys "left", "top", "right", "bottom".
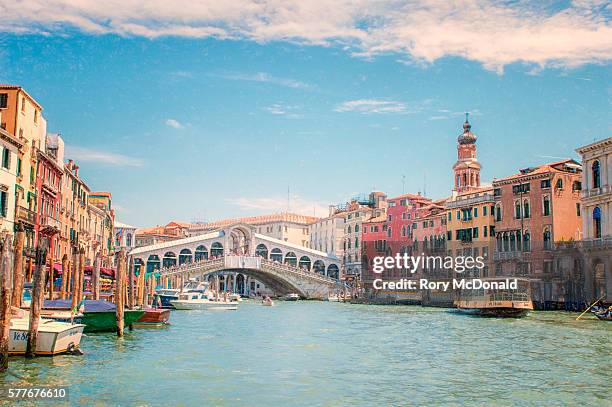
{"left": 0, "top": 85, "right": 45, "bottom": 255}
{"left": 88, "top": 191, "right": 114, "bottom": 267}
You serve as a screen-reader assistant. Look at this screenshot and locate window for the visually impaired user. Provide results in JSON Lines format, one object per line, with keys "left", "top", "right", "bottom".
{"left": 572, "top": 181, "right": 582, "bottom": 191}
{"left": 0, "top": 93, "right": 7, "bottom": 109}
{"left": 543, "top": 196, "right": 550, "bottom": 216}
{"left": 21, "top": 97, "right": 25, "bottom": 112}
{"left": 514, "top": 201, "right": 521, "bottom": 219}
{"left": 556, "top": 178, "right": 563, "bottom": 189}
{"left": 448, "top": 212, "right": 452, "bottom": 221}
{"left": 543, "top": 228, "right": 551, "bottom": 250}
{"left": 456, "top": 211, "right": 460, "bottom": 220}
{"left": 513, "top": 183, "right": 530, "bottom": 194}
{"left": 494, "top": 188, "right": 501, "bottom": 196}
{"left": 0, "top": 190, "right": 7, "bottom": 217}
{"left": 473, "top": 227, "right": 479, "bottom": 238}
{"left": 1, "top": 148, "right": 9, "bottom": 169}
{"left": 484, "top": 226, "right": 488, "bottom": 237}
{"left": 576, "top": 203, "right": 581, "bottom": 217}
{"left": 447, "top": 231, "right": 452, "bottom": 241}
{"left": 16, "top": 158, "right": 21, "bottom": 177}
{"left": 474, "top": 207, "right": 478, "bottom": 218}
{"left": 592, "top": 160, "right": 601, "bottom": 189}
{"left": 541, "top": 179, "right": 551, "bottom": 189}
{"left": 483, "top": 206, "right": 487, "bottom": 216}
{"left": 523, "top": 200, "right": 530, "bottom": 218}
{"left": 355, "top": 224, "right": 359, "bottom": 233}
{"left": 523, "top": 231, "right": 531, "bottom": 251}
{"left": 593, "top": 207, "right": 602, "bottom": 239}
{"left": 495, "top": 205, "right": 502, "bottom": 222}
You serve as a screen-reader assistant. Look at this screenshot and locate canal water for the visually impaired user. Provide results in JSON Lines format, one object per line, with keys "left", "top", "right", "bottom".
{"left": 3, "top": 302, "right": 611, "bottom": 406}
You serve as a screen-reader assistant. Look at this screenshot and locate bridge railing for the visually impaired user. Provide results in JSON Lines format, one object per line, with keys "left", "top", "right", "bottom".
{"left": 157, "top": 255, "right": 341, "bottom": 285}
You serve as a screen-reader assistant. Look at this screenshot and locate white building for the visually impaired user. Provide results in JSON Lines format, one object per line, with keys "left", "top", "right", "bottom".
{"left": 114, "top": 221, "right": 137, "bottom": 253}
{"left": 308, "top": 208, "right": 345, "bottom": 258}
{"left": 0, "top": 111, "right": 23, "bottom": 234}
{"left": 577, "top": 137, "right": 612, "bottom": 240}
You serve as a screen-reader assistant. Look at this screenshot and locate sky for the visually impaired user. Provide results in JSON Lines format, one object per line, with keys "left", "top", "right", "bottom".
{"left": 0, "top": 1, "right": 609, "bottom": 227}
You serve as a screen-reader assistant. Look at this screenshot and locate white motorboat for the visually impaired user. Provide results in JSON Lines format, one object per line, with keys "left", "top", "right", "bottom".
{"left": 170, "top": 292, "right": 238, "bottom": 311}
{"left": 262, "top": 297, "right": 274, "bottom": 306}
{"left": 228, "top": 293, "right": 242, "bottom": 302}
{"left": 284, "top": 293, "right": 300, "bottom": 301}
{"left": 9, "top": 316, "right": 85, "bottom": 356}
{"left": 326, "top": 295, "right": 341, "bottom": 302}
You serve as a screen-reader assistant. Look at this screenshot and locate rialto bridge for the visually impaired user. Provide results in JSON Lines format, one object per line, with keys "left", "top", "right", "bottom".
{"left": 128, "top": 223, "right": 343, "bottom": 299}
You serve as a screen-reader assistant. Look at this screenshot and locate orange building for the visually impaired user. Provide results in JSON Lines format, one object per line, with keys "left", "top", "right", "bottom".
{"left": 492, "top": 159, "right": 583, "bottom": 306}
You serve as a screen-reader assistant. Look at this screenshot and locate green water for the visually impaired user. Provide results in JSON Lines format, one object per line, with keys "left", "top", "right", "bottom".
{"left": 2, "top": 302, "right": 611, "bottom": 406}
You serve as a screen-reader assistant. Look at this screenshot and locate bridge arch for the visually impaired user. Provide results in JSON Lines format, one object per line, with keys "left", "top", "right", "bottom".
{"left": 179, "top": 248, "right": 193, "bottom": 265}
{"left": 299, "top": 255, "right": 311, "bottom": 271}
{"left": 313, "top": 260, "right": 325, "bottom": 276}
{"left": 147, "top": 254, "right": 160, "bottom": 273}
{"left": 163, "top": 251, "right": 177, "bottom": 268}
{"left": 327, "top": 264, "right": 339, "bottom": 280}
{"left": 211, "top": 242, "right": 224, "bottom": 258}
{"left": 284, "top": 252, "right": 297, "bottom": 266}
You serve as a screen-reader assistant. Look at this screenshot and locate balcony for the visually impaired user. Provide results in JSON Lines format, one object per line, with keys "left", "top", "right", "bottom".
{"left": 40, "top": 215, "right": 61, "bottom": 231}
{"left": 494, "top": 251, "right": 523, "bottom": 261}
{"left": 581, "top": 185, "right": 612, "bottom": 199}
{"left": 17, "top": 206, "right": 37, "bottom": 225}
{"left": 42, "top": 178, "right": 58, "bottom": 196}
{"left": 445, "top": 194, "right": 494, "bottom": 209}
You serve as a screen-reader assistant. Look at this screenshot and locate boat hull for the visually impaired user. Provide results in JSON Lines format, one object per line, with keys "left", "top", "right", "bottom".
{"left": 170, "top": 300, "right": 238, "bottom": 311}
{"left": 44, "top": 310, "right": 145, "bottom": 332}
{"left": 455, "top": 307, "right": 531, "bottom": 318}
{"left": 135, "top": 308, "right": 171, "bottom": 325}
{"left": 9, "top": 320, "right": 85, "bottom": 356}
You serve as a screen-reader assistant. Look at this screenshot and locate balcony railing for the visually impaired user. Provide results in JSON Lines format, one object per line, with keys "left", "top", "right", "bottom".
{"left": 582, "top": 185, "right": 611, "bottom": 198}
{"left": 17, "top": 206, "right": 37, "bottom": 225}
{"left": 445, "top": 194, "right": 494, "bottom": 209}
{"left": 40, "top": 215, "right": 61, "bottom": 230}
{"left": 42, "top": 178, "right": 59, "bottom": 195}
{"left": 493, "top": 251, "right": 523, "bottom": 261}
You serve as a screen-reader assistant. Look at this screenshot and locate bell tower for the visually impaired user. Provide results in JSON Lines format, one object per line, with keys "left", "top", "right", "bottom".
{"left": 453, "top": 113, "right": 481, "bottom": 192}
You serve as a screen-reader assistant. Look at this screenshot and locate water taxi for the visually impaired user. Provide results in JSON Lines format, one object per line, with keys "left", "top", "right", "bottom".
{"left": 170, "top": 292, "right": 238, "bottom": 311}
{"left": 454, "top": 277, "right": 533, "bottom": 318}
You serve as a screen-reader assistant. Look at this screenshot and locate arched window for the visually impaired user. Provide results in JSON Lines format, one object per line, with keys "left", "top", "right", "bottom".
{"left": 354, "top": 224, "right": 359, "bottom": 233}
{"left": 543, "top": 196, "right": 550, "bottom": 216}
{"left": 313, "top": 260, "right": 325, "bottom": 275}
{"left": 523, "top": 200, "right": 530, "bottom": 219}
{"left": 211, "top": 242, "right": 224, "bottom": 257}
{"left": 592, "top": 160, "right": 601, "bottom": 189}
{"left": 497, "top": 234, "right": 503, "bottom": 252}
{"left": 503, "top": 232, "right": 509, "bottom": 252}
{"left": 470, "top": 173, "right": 474, "bottom": 186}
{"left": 457, "top": 174, "right": 461, "bottom": 187}
{"left": 327, "top": 264, "right": 340, "bottom": 280}
{"left": 270, "top": 248, "right": 282, "bottom": 262}
{"left": 284, "top": 251, "right": 297, "bottom": 266}
{"left": 463, "top": 173, "right": 467, "bottom": 186}
{"left": 543, "top": 228, "right": 551, "bottom": 250}
{"left": 255, "top": 243, "right": 268, "bottom": 259}
{"left": 516, "top": 231, "right": 522, "bottom": 251}
{"left": 515, "top": 201, "right": 521, "bottom": 219}
{"left": 593, "top": 207, "right": 602, "bottom": 238}
{"left": 523, "top": 231, "right": 531, "bottom": 251}
{"left": 495, "top": 204, "right": 502, "bottom": 221}
{"left": 347, "top": 225, "right": 352, "bottom": 234}
{"left": 195, "top": 245, "right": 208, "bottom": 261}
{"left": 146, "top": 254, "right": 160, "bottom": 274}
{"left": 354, "top": 237, "right": 359, "bottom": 248}
{"left": 510, "top": 233, "right": 516, "bottom": 252}
{"left": 126, "top": 233, "right": 132, "bottom": 247}
{"left": 163, "top": 251, "right": 177, "bottom": 268}
{"left": 179, "top": 248, "right": 192, "bottom": 265}
{"left": 298, "top": 256, "right": 311, "bottom": 270}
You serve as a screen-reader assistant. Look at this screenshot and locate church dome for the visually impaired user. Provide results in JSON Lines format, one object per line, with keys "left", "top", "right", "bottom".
{"left": 458, "top": 117, "right": 477, "bottom": 145}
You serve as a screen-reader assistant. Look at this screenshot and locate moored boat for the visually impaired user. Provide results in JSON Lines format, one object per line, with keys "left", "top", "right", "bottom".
{"left": 591, "top": 305, "right": 612, "bottom": 321}
{"left": 454, "top": 278, "right": 533, "bottom": 318}
{"left": 262, "top": 296, "right": 274, "bottom": 306}
{"left": 41, "top": 300, "right": 145, "bottom": 332}
{"left": 9, "top": 316, "right": 85, "bottom": 356}
{"left": 135, "top": 307, "right": 172, "bottom": 326}
{"left": 170, "top": 292, "right": 238, "bottom": 311}
{"left": 155, "top": 288, "right": 180, "bottom": 308}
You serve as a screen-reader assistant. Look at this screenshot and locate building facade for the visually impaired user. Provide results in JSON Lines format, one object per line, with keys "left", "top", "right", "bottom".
{"left": 308, "top": 209, "right": 345, "bottom": 258}
{"left": 0, "top": 110, "right": 23, "bottom": 235}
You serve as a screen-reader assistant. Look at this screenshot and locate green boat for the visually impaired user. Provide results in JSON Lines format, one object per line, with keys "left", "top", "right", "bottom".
{"left": 42, "top": 300, "right": 145, "bottom": 333}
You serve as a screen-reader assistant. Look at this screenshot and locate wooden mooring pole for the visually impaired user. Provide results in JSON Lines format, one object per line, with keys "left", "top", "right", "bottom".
{"left": 60, "top": 254, "right": 69, "bottom": 300}
{"left": 93, "top": 251, "right": 101, "bottom": 301}
{"left": 127, "top": 256, "right": 134, "bottom": 309}
{"left": 0, "top": 234, "right": 13, "bottom": 371}
{"left": 10, "top": 224, "right": 25, "bottom": 308}
{"left": 78, "top": 248, "right": 85, "bottom": 302}
{"left": 26, "top": 238, "right": 48, "bottom": 358}
{"left": 115, "top": 250, "right": 125, "bottom": 337}
{"left": 71, "top": 247, "right": 80, "bottom": 310}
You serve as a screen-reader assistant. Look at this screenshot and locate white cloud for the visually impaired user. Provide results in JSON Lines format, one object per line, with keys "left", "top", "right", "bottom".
{"left": 65, "top": 146, "right": 144, "bottom": 167}
{"left": 335, "top": 99, "right": 409, "bottom": 114}
{"left": 264, "top": 103, "right": 301, "bottom": 118}
{"left": 226, "top": 195, "right": 328, "bottom": 217}
{"left": 165, "top": 118, "right": 183, "bottom": 129}
{"left": 212, "top": 72, "right": 312, "bottom": 89}
{"left": 0, "top": 1, "right": 609, "bottom": 72}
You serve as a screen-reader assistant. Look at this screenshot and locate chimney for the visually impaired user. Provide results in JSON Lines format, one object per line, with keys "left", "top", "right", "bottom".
{"left": 67, "top": 159, "right": 74, "bottom": 170}
{"left": 74, "top": 165, "right": 79, "bottom": 176}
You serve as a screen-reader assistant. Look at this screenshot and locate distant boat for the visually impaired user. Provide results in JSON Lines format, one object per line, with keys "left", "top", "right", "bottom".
{"left": 262, "top": 297, "right": 274, "bottom": 306}
{"left": 228, "top": 293, "right": 242, "bottom": 302}
{"left": 454, "top": 278, "right": 533, "bottom": 318}
{"left": 284, "top": 293, "right": 300, "bottom": 301}
{"left": 9, "top": 316, "right": 85, "bottom": 356}
{"left": 326, "top": 294, "right": 341, "bottom": 302}
{"left": 170, "top": 292, "right": 238, "bottom": 311}
{"left": 41, "top": 300, "right": 144, "bottom": 332}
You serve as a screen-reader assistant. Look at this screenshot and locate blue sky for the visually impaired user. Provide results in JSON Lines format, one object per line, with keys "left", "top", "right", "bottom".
{"left": 0, "top": 1, "right": 609, "bottom": 226}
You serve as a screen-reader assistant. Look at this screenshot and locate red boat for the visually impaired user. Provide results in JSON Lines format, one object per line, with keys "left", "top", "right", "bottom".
{"left": 135, "top": 307, "right": 171, "bottom": 326}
